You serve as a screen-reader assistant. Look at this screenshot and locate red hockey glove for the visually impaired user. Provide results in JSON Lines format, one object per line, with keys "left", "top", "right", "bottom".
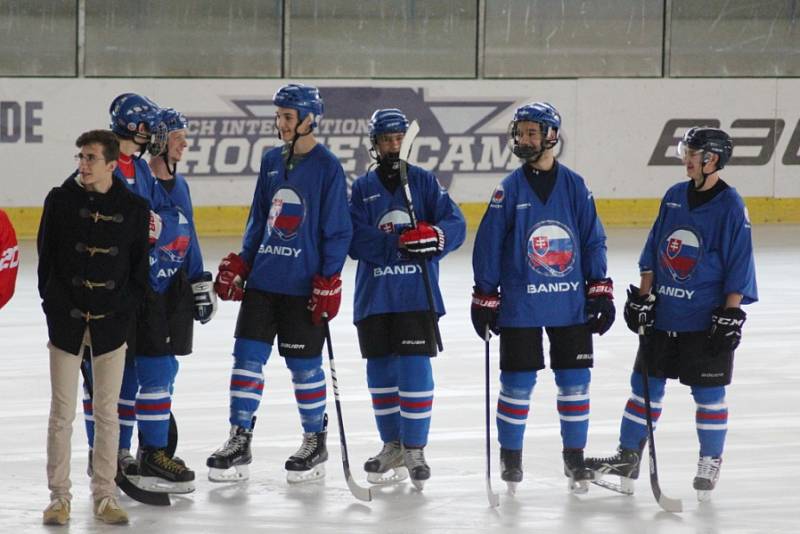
{"left": 148, "top": 210, "right": 162, "bottom": 245}
{"left": 471, "top": 287, "right": 500, "bottom": 340}
{"left": 585, "top": 278, "right": 615, "bottom": 335}
{"left": 399, "top": 222, "right": 444, "bottom": 259}
{"left": 214, "top": 253, "right": 250, "bottom": 301}
{"left": 308, "top": 273, "right": 342, "bottom": 326}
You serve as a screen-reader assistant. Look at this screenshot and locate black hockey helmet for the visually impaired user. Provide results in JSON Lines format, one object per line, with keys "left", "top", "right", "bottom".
{"left": 678, "top": 127, "right": 733, "bottom": 170}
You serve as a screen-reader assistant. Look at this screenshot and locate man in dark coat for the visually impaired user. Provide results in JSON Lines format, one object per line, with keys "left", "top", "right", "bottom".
{"left": 38, "top": 129, "right": 150, "bottom": 525}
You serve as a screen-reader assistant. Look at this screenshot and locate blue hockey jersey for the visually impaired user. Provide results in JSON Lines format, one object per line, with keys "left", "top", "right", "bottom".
{"left": 640, "top": 181, "right": 758, "bottom": 332}
{"left": 349, "top": 164, "right": 466, "bottom": 323}
{"left": 472, "top": 163, "right": 608, "bottom": 327}
{"left": 240, "top": 143, "right": 352, "bottom": 296}
{"left": 114, "top": 159, "right": 195, "bottom": 294}
{"left": 157, "top": 173, "right": 203, "bottom": 284}
{"left": 114, "top": 158, "right": 172, "bottom": 213}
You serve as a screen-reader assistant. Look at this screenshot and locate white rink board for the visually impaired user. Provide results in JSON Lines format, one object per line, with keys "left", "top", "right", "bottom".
{"left": 1, "top": 78, "right": 799, "bottom": 206}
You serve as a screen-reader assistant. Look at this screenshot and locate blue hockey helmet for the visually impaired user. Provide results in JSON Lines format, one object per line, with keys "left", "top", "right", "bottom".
{"left": 509, "top": 102, "right": 561, "bottom": 162}
{"left": 160, "top": 108, "right": 189, "bottom": 132}
{"left": 678, "top": 127, "right": 733, "bottom": 170}
{"left": 272, "top": 83, "right": 324, "bottom": 128}
{"left": 109, "top": 93, "right": 162, "bottom": 139}
{"left": 368, "top": 108, "right": 409, "bottom": 142}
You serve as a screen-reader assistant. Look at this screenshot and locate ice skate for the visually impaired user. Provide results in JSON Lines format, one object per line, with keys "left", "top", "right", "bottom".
{"left": 403, "top": 446, "right": 430, "bottom": 490}
{"left": 585, "top": 446, "right": 642, "bottom": 495}
{"left": 694, "top": 456, "right": 722, "bottom": 502}
{"left": 207, "top": 422, "right": 254, "bottom": 483}
{"left": 364, "top": 440, "right": 408, "bottom": 484}
{"left": 118, "top": 448, "right": 138, "bottom": 476}
{"left": 563, "top": 449, "right": 593, "bottom": 494}
{"left": 500, "top": 448, "right": 523, "bottom": 495}
{"left": 285, "top": 416, "right": 328, "bottom": 484}
{"left": 134, "top": 447, "right": 195, "bottom": 494}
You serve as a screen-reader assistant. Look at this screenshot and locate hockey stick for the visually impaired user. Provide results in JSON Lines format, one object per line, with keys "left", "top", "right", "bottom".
{"left": 638, "top": 327, "right": 683, "bottom": 513}
{"left": 484, "top": 326, "right": 500, "bottom": 507}
{"left": 323, "top": 318, "right": 373, "bottom": 502}
{"left": 397, "top": 120, "right": 444, "bottom": 352}
{"left": 80, "top": 355, "right": 171, "bottom": 506}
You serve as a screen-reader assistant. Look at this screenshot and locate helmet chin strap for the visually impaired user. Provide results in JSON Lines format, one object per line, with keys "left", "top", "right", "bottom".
{"left": 161, "top": 152, "right": 177, "bottom": 177}
{"left": 694, "top": 153, "right": 714, "bottom": 190}
{"left": 283, "top": 121, "right": 314, "bottom": 180}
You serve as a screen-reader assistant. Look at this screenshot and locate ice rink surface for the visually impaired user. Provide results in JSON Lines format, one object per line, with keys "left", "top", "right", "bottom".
{"left": 1, "top": 226, "right": 798, "bottom": 534}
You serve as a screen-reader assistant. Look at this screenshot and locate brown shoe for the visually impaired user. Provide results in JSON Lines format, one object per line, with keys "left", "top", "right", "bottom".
{"left": 42, "top": 497, "right": 70, "bottom": 525}
{"left": 93, "top": 495, "right": 129, "bottom": 524}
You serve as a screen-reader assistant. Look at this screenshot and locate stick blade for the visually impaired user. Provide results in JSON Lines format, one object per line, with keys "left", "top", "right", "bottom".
{"left": 486, "top": 480, "right": 500, "bottom": 507}
{"left": 399, "top": 120, "right": 420, "bottom": 162}
{"left": 657, "top": 494, "right": 683, "bottom": 513}
{"left": 346, "top": 472, "right": 373, "bottom": 502}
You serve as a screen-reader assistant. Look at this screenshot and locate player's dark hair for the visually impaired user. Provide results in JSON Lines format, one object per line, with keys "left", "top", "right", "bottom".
{"left": 75, "top": 129, "right": 120, "bottom": 162}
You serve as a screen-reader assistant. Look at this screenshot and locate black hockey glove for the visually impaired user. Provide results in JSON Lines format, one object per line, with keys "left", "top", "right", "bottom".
{"left": 471, "top": 287, "right": 500, "bottom": 340}
{"left": 192, "top": 271, "right": 218, "bottom": 324}
{"left": 585, "top": 278, "right": 615, "bottom": 335}
{"left": 709, "top": 306, "right": 746, "bottom": 352}
{"left": 623, "top": 285, "right": 656, "bottom": 335}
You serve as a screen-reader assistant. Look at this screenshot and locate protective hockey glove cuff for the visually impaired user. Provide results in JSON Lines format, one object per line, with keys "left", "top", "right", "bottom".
{"left": 214, "top": 253, "right": 250, "bottom": 301}
{"left": 623, "top": 285, "right": 656, "bottom": 335}
{"left": 709, "top": 306, "right": 746, "bottom": 352}
{"left": 192, "top": 271, "right": 218, "bottom": 324}
{"left": 308, "top": 273, "right": 342, "bottom": 326}
{"left": 471, "top": 287, "right": 500, "bottom": 340}
{"left": 586, "top": 278, "right": 615, "bottom": 336}
{"left": 399, "top": 222, "right": 445, "bottom": 259}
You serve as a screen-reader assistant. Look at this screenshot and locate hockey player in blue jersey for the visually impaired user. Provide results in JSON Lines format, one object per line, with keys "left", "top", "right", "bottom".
{"left": 349, "top": 109, "right": 466, "bottom": 490}
{"left": 207, "top": 84, "right": 352, "bottom": 484}
{"left": 471, "top": 102, "right": 615, "bottom": 494}
{"left": 149, "top": 107, "right": 216, "bottom": 329}
{"left": 585, "top": 127, "right": 757, "bottom": 502}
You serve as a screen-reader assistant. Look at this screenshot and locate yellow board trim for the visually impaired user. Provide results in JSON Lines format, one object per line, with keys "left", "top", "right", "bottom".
{"left": 3, "top": 198, "right": 799, "bottom": 238}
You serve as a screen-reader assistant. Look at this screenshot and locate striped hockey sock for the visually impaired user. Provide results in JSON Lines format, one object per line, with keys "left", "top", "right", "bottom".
{"left": 286, "top": 356, "right": 327, "bottom": 433}
{"left": 620, "top": 371, "right": 666, "bottom": 450}
{"left": 497, "top": 370, "right": 536, "bottom": 450}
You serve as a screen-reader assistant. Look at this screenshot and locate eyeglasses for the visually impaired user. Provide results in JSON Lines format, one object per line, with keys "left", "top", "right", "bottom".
{"left": 74, "top": 153, "right": 106, "bottom": 164}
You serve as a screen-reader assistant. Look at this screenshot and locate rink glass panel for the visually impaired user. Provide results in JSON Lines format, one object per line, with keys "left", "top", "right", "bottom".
{"left": 0, "top": 0, "right": 76, "bottom": 76}
{"left": 670, "top": 0, "right": 800, "bottom": 77}
{"left": 288, "top": 0, "right": 478, "bottom": 78}
{"left": 83, "top": 0, "right": 283, "bottom": 77}
{"left": 483, "top": 0, "right": 664, "bottom": 78}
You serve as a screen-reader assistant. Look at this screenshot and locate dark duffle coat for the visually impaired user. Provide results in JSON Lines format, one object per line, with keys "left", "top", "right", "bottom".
{"left": 37, "top": 172, "right": 150, "bottom": 356}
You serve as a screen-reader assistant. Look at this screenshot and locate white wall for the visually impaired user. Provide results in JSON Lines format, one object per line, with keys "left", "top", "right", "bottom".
{"left": 1, "top": 78, "right": 798, "bottom": 206}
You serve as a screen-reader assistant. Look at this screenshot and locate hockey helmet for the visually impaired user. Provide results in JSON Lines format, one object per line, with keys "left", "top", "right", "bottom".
{"left": 677, "top": 127, "right": 733, "bottom": 170}
{"left": 272, "top": 84, "right": 324, "bottom": 128}
{"left": 160, "top": 108, "right": 189, "bottom": 132}
{"left": 109, "top": 93, "right": 162, "bottom": 139}
{"left": 509, "top": 101, "right": 561, "bottom": 161}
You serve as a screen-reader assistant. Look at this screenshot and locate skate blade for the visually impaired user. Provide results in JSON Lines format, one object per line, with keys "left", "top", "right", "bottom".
{"left": 590, "top": 475, "right": 635, "bottom": 496}
{"left": 133, "top": 476, "right": 195, "bottom": 494}
{"left": 697, "top": 489, "right": 712, "bottom": 502}
{"left": 208, "top": 465, "right": 250, "bottom": 483}
{"left": 286, "top": 463, "right": 325, "bottom": 484}
{"left": 568, "top": 478, "right": 589, "bottom": 494}
{"left": 411, "top": 478, "right": 426, "bottom": 491}
{"left": 505, "top": 481, "right": 518, "bottom": 496}
{"left": 366, "top": 466, "right": 409, "bottom": 485}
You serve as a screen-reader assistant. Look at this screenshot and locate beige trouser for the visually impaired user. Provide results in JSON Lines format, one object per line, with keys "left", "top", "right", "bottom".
{"left": 47, "top": 328, "right": 126, "bottom": 501}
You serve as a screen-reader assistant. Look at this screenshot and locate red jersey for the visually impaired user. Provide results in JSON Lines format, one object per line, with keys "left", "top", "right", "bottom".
{"left": 0, "top": 209, "right": 19, "bottom": 309}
